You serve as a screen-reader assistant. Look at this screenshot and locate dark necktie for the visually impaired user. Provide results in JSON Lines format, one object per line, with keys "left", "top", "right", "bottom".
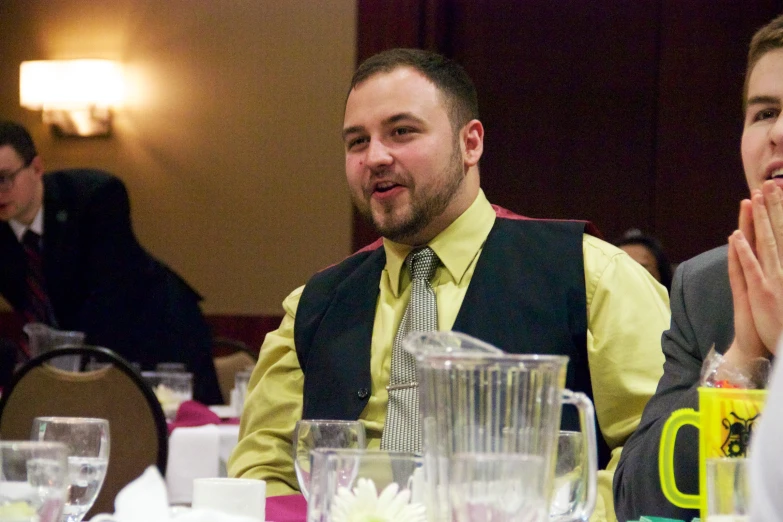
{"left": 22, "top": 230, "right": 56, "bottom": 327}
{"left": 380, "top": 246, "right": 439, "bottom": 453}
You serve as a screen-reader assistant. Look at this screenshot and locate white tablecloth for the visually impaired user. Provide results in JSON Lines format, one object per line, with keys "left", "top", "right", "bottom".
{"left": 165, "top": 424, "right": 240, "bottom": 504}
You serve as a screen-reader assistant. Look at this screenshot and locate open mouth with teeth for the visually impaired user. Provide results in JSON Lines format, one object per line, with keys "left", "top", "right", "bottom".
{"left": 772, "top": 169, "right": 783, "bottom": 180}
{"left": 373, "top": 181, "right": 402, "bottom": 194}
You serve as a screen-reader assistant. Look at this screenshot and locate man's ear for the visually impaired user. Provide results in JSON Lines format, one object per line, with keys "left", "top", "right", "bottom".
{"left": 461, "top": 119, "right": 484, "bottom": 168}
{"left": 30, "top": 156, "right": 44, "bottom": 179}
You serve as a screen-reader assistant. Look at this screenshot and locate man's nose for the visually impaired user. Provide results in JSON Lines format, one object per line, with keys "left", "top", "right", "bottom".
{"left": 771, "top": 114, "right": 783, "bottom": 148}
{"left": 364, "top": 139, "right": 393, "bottom": 168}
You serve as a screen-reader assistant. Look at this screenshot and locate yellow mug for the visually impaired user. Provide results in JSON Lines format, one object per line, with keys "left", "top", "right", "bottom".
{"left": 658, "top": 387, "right": 766, "bottom": 519}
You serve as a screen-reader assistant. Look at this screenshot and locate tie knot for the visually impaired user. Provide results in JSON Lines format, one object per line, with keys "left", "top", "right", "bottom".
{"left": 407, "top": 247, "right": 439, "bottom": 282}
{"left": 23, "top": 230, "right": 40, "bottom": 250}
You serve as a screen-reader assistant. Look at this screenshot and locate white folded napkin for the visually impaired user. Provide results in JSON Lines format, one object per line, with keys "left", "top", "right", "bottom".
{"left": 166, "top": 425, "right": 221, "bottom": 504}
{"left": 217, "top": 424, "right": 240, "bottom": 475}
{"left": 106, "top": 466, "right": 169, "bottom": 522}
{"left": 90, "top": 466, "right": 259, "bottom": 522}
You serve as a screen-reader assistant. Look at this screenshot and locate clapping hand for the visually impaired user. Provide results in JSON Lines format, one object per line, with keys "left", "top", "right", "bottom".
{"left": 728, "top": 180, "right": 783, "bottom": 357}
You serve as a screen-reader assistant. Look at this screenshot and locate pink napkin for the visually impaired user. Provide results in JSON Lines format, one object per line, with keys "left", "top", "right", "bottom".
{"left": 266, "top": 494, "right": 307, "bottom": 522}
{"left": 168, "top": 400, "right": 221, "bottom": 433}
{"left": 167, "top": 401, "right": 240, "bottom": 434}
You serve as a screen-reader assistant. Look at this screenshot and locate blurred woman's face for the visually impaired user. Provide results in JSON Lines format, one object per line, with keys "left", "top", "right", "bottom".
{"left": 620, "top": 243, "right": 661, "bottom": 283}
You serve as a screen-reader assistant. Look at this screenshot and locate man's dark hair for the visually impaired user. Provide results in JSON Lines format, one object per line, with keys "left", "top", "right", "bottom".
{"left": 744, "top": 14, "right": 783, "bottom": 109}
{"left": 0, "top": 121, "right": 37, "bottom": 165}
{"left": 613, "top": 229, "right": 673, "bottom": 293}
{"left": 349, "top": 48, "right": 479, "bottom": 132}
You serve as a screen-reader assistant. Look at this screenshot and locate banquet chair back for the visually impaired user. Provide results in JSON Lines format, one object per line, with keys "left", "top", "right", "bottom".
{"left": 212, "top": 337, "right": 257, "bottom": 403}
{"left": 0, "top": 345, "right": 168, "bottom": 516}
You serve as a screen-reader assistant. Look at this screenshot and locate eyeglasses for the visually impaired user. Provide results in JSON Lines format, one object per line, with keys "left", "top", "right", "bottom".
{"left": 0, "top": 162, "right": 30, "bottom": 193}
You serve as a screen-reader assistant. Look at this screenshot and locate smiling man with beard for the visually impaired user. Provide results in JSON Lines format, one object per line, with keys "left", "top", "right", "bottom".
{"left": 229, "top": 48, "right": 669, "bottom": 521}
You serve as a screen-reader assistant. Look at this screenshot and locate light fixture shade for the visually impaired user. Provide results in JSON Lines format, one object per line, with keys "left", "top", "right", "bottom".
{"left": 20, "top": 59, "right": 125, "bottom": 110}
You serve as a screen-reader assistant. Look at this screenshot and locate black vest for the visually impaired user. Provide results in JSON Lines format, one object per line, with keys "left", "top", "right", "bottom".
{"left": 294, "top": 215, "right": 610, "bottom": 465}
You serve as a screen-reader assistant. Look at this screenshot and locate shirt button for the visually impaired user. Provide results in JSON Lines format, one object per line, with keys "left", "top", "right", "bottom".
{"left": 357, "top": 388, "right": 369, "bottom": 399}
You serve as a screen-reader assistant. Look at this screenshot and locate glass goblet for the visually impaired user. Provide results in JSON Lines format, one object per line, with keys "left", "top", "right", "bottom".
{"left": 0, "top": 441, "right": 69, "bottom": 522}
{"left": 292, "top": 419, "right": 366, "bottom": 500}
{"left": 31, "top": 417, "right": 110, "bottom": 522}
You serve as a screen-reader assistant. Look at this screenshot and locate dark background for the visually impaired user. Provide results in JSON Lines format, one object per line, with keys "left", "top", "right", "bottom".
{"left": 354, "top": 0, "right": 783, "bottom": 264}
{"left": 3, "top": 2, "right": 783, "bottom": 351}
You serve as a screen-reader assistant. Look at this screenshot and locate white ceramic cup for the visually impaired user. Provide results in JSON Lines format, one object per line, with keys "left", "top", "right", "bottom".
{"left": 192, "top": 478, "right": 266, "bottom": 520}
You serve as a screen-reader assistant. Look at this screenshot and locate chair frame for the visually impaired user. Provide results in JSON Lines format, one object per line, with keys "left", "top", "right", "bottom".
{"left": 0, "top": 345, "right": 168, "bottom": 473}
{"left": 212, "top": 336, "right": 257, "bottom": 359}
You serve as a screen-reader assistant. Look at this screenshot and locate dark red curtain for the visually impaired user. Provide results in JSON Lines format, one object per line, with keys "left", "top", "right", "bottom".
{"left": 354, "top": 0, "right": 783, "bottom": 262}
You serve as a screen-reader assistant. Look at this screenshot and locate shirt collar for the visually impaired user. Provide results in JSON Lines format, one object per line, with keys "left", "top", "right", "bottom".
{"left": 383, "top": 189, "right": 496, "bottom": 297}
{"left": 9, "top": 205, "right": 44, "bottom": 242}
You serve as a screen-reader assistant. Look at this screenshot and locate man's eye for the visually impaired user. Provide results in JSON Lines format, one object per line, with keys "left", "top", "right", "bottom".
{"left": 754, "top": 108, "right": 779, "bottom": 122}
{"left": 347, "top": 137, "right": 368, "bottom": 149}
{"left": 393, "top": 128, "right": 410, "bottom": 136}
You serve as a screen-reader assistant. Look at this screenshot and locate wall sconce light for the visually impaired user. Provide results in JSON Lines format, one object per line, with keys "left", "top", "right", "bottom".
{"left": 20, "top": 59, "right": 125, "bottom": 137}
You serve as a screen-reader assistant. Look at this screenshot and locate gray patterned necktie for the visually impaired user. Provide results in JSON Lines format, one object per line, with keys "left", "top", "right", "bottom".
{"left": 380, "top": 246, "right": 439, "bottom": 453}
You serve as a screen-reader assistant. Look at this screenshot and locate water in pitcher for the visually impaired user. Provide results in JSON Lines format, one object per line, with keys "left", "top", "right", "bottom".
{"left": 402, "top": 331, "right": 598, "bottom": 522}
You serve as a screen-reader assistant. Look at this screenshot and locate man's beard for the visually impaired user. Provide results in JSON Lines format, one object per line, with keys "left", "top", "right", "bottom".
{"left": 356, "top": 142, "right": 465, "bottom": 244}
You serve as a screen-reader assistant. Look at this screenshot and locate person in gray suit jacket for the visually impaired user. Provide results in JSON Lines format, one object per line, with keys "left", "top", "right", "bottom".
{"left": 614, "top": 14, "right": 783, "bottom": 521}
{"left": 0, "top": 120, "right": 222, "bottom": 405}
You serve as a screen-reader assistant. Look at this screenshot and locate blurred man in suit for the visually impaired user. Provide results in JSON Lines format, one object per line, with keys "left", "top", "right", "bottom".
{"left": 0, "top": 120, "right": 222, "bottom": 404}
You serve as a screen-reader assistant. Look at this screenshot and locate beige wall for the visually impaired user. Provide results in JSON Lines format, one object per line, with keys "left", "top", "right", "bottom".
{"left": 0, "top": 0, "right": 357, "bottom": 315}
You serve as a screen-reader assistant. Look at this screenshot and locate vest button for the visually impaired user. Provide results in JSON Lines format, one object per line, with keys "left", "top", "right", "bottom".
{"left": 357, "top": 387, "right": 369, "bottom": 399}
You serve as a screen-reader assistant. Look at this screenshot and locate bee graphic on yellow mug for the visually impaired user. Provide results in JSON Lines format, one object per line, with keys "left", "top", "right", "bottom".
{"left": 721, "top": 412, "right": 759, "bottom": 457}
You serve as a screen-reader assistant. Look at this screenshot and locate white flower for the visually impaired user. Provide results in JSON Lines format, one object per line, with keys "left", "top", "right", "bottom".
{"left": 330, "top": 477, "right": 427, "bottom": 522}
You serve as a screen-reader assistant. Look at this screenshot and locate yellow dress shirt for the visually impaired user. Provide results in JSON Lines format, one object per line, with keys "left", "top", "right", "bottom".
{"left": 228, "top": 190, "right": 670, "bottom": 521}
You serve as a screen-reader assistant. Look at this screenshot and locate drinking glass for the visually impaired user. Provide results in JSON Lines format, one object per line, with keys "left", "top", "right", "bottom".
{"left": 234, "top": 368, "right": 253, "bottom": 415}
{"left": 0, "top": 441, "right": 69, "bottom": 522}
{"left": 307, "top": 449, "right": 424, "bottom": 522}
{"left": 142, "top": 371, "right": 193, "bottom": 420}
{"left": 292, "top": 419, "right": 366, "bottom": 499}
{"left": 450, "top": 452, "right": 549, "bottom": 522}
{"left": 31, "top": 417, "right": 110, "bottom": 522}
{"left": 705, "top": 457, "right": 751, "bottom": 521}
{"left": 550, "top": 431, "right": 587, "bottom": 521}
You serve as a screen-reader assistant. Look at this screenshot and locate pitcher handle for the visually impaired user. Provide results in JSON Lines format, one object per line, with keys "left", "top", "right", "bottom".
{"left": 551, "top": 389, "right": 598, "bottom": 522}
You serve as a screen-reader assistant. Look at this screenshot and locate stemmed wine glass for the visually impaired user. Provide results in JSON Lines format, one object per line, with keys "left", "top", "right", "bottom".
{"left": 292, "top": 419, "right": 366, "bottom": 499}
{"left": 31, "top": 417, "right": 110, "bottom": 522}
